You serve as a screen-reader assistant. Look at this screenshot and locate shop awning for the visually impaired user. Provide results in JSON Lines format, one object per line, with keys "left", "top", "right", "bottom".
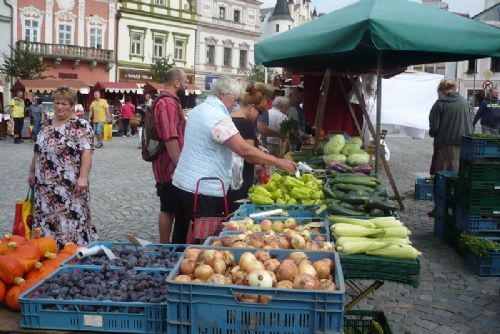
{"left": 94, "top": 82, "right": 143, "bottom": 94}
{"left": 11, "top": 80, "right": 90, "bottom": 94}
{"left": 143, "top": 82, "right": 201, "bottom": 95}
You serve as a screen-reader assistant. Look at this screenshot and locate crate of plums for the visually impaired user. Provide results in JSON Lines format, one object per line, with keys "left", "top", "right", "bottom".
{"left": 61, "top": 241, "right": 184, "bottom": 270}
{"left": 19, "top": 265, "right": 170, "bottom": 333}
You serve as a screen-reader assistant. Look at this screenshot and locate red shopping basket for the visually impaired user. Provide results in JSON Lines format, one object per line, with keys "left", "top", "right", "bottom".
{"left": 186, "top": 177, "right": 229, "bottom": 244}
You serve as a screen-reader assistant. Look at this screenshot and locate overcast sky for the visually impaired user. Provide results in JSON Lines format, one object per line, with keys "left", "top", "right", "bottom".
{"left": 260, "top": 0, "right": 487, "bottom": 17}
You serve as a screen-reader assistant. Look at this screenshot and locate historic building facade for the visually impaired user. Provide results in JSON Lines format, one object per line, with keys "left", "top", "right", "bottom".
{"left": 260, "top": 0, "right": 316, "bottom": 40}
{"left": 12, "top": 0, "right": 116, "bottom": 83}
{"left": 116, "top": 0, "right": 196, "bottom": 84}
{"left": 0, "top": 0, "right": 13, "bottom": 102}
{"left": 194, "top": 0, "right": 261, "bottom": 89}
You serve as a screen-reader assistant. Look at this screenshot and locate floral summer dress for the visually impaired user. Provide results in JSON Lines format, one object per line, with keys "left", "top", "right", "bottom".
{"left": 33, "top": 116, "right": 97, "bottom": 248}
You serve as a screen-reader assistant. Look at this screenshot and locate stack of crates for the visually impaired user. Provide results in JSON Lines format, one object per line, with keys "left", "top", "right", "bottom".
{"left": 435, "top": 135, "right": 500, "bottom": 276}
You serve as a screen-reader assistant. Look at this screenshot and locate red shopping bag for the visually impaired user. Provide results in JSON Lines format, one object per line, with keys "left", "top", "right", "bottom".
{"left": 12, "top": 188, "right": 34, "bottom": 239}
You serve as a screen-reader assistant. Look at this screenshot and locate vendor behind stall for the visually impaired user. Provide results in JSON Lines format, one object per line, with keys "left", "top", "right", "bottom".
{"left": 171, "top": 77, "right": 296, "bottom": 243}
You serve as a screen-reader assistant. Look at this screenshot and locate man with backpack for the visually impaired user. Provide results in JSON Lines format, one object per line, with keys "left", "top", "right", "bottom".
{"left": 143, "top": 68, "right": 188, "bottom": 243}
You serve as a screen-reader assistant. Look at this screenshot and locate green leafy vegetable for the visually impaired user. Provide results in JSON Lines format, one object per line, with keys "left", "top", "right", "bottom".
{"left": 459, "top": 234, "right": 500, "bottom": 257}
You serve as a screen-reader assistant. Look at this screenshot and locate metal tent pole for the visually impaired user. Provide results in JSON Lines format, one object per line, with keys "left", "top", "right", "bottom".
{"left": 375, "top": 52, "right": 382, "bottom": 175}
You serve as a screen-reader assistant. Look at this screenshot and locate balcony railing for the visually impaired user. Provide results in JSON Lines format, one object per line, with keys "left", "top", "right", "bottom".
{"left": 16, "top": 41, "right": 114, "bottom": 62}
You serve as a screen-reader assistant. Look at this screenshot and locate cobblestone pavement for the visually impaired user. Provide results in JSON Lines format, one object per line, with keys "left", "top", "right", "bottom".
{"left": 0, "top": 134, "right": 499, "bottom": 333}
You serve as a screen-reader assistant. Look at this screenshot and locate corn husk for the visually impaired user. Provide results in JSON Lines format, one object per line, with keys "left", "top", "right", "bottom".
{"left": 329, "top": 216, "right": 376, "bottom": 229}
{"left": 336, "top": 236, "right": 411, "bottom": 248}
{"left": 366, "top": 244, "right": 422, "bottom": 260}
{"left": 331, "top": 224, "right": 382, "bottom": 238}
{"left": 338, "top": 241, "right": 390, "bottom": 255}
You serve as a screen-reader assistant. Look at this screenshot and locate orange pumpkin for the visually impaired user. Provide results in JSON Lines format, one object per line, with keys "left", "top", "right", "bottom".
{"left": 5, "top": 278, "right": 41, "bottom": 312}
{"left": 41, "top": 253, "right": 71, "bottom": 268}
{"left": 9, "top": 243, "right": 41, "bottom": 273}
{"left": 0, "top": 240, "right": 8, "bottom": 255}
{"left": 25, "top": 262, "right": 57, "bottom": 281}
{"left": 0, "top": 279, "right": 6, "bottom": 303}
{"left": 59, "top": 242, "right": 81, "bottom": 255}
{"left": 27, "top": 228, "right": 56, "bottom": 258}
{"left": 2, "top": 234, "right": 26, "bottom": 246}
{"left": 0, "top": 255, "right": 25, "bottom": 285}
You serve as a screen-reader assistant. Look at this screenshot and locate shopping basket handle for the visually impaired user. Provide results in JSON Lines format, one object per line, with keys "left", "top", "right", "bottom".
{"left": 193, "top": 177, "right": 229, "bottom": 215}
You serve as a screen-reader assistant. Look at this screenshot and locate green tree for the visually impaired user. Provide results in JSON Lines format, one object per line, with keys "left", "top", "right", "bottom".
{"left": 0, "top": 45, "right": 49, "bottom": 80}
{"left": 246, "top": 64, "right": 275, "bottom": 83}
{"left": 151, "top": 56, "right": 175, "bottom": 83}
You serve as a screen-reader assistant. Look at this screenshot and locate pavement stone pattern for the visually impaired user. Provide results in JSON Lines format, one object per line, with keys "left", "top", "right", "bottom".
{"left": 0, "top": 134, "right": 499, "bottom": 333}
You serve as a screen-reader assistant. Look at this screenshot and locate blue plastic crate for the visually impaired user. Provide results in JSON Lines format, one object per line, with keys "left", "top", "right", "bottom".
{"left": 434, "top": 214, "right": 445, "bottom": 238}
{"left": 235, "top": 204, "right": 327, "bottom": 218}
{"left": 62, "top": 241, "right": 185, "bottom": 268}
{"left": 415, "top": 178, "right": 434, "bottom": 200}
{"left": 460, "top": 135, "right": 500, "bottom": 161}
{"left": 166, "top": 246, "right": 345, "bottom": 334}
{"left": 434, "top": 171, "right": 458, "bottom": 201}
{"left": 455, "top": 208, "right": 500, "bottom": 233}
{"left": 19, "top": 266, "right": 169, "bottom": 333}
{"left": 464, "top": 246, "right": 500, "bottom": 277}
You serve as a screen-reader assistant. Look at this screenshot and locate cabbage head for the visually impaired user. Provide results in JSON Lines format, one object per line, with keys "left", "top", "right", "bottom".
{"left": 347, "top": 137, "right": 363, "bottom": 146}
{"left": 341, "top": 142, "right": 363, "bottom": 156}
{"left": 324, "top": 134, "right": 345, "bottom": 155}
{"left": 323, "top": 154, "right": 347, "bottom": 163}
{"left": 346, "top": 152, "right": 370, "bottom": 166}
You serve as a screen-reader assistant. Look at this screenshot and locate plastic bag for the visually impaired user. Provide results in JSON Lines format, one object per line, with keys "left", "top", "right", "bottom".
{"left": 230, "top": 153, "right": 244, "bottom": 190}
{"left": 103, "top": 123, "right": 113, "bottom": 141}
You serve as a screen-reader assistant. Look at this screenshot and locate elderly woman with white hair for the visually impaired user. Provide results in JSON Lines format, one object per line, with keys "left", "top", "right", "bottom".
{"left": 171, "top": 77, "right": 296, "bottom": 243}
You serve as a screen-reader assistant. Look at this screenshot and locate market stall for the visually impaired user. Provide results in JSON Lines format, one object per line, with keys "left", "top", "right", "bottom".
{"left": 8, "top": 80, "right": 90, "bottom": 137}
{"left": 142, "top": 82, "right": 201, "bottom": 109}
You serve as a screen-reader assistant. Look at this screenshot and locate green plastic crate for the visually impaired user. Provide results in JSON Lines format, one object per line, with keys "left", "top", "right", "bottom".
{"left": 458, "top": 160, "right": 500, "bottom": 190}
{"left": 340, "top": 255, "right": 420, "bottom": 288}
{"left": 344, "top": 310, "right": 393, "bottom": 334}
{"left": 455, "top": 187, "right": 500, "bottom": 214}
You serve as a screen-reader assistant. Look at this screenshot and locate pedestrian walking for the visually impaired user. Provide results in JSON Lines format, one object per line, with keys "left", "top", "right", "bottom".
{"left": 120, "top": 96, "right": 135, "bottom": 137}
{"left": 89, "top": 91, "right": 110, "bottom": 148}
{"left": 150, "top": 68, "right": 188, "bottom": 244}
{"left": 10, "top": 90, "right": 25, "bottom": 144}
{"left": 27, "top": 86, "right": 96, "bottom": 248}
{"left": 473, "top": 88, "right": 500, "bottom": 135}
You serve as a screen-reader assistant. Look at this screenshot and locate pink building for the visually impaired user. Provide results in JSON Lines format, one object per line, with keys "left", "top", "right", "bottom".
{"left": 12, "top": 0, "right": 116, "bottom": 84}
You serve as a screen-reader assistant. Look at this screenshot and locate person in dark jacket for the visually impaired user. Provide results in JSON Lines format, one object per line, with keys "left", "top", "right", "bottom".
{"left": 473, "top": 88, "right": 500, "bottom": 135}
{"left": 429, "top": 80, "right": 472, "bottom": 174}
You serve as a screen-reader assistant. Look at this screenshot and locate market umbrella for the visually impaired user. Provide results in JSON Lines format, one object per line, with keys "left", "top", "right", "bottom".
{"left": 254, "top": 0, "right": 500, "bottom": 172}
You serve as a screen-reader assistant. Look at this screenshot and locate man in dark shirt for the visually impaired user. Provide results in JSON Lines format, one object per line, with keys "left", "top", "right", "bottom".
{"left": 473, "top": 88, "right": 500, "bottom": 135}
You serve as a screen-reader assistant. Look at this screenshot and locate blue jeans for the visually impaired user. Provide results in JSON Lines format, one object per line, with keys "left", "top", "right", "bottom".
{"left": 33, "top": 119, "right": 42, "bottom": 137}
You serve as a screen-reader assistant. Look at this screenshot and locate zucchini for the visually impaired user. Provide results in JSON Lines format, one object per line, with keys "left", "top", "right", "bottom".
{"left": 341, "top": 194, "right": 372, "bottom": 205}
{"left": 363, "top": 198, "right": 396, "bottom": 211}
{"left": 323, "top": 187, "right": 336, "bottom": 199}
{"left": 334, "top": 183, "right": 375, "bottom": 194}
{"left": 327, "top": 200, "right": 366, "bottom": 216}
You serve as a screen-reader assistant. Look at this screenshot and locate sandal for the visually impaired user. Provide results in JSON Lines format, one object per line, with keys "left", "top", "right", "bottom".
{"left": 96, "top": 143, "right": 103, "bottom": 148}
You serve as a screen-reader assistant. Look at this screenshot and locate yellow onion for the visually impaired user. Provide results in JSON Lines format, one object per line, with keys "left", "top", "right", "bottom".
{"left": 174, "top": 275, "right": 192, "bottom": 283}
{"left": 247, "top": 269, "right": 273, "bottom": 288}
{"left": 301, "top": 230, "right": 311, "bottom": 241}
{"left": 276, "top": 260, "right": 298, "bottom": 282}
{"left": 276, "top": 236, "right": 290, "bottom": 249}
{"left": 291, "top": 234, "right": 306, "bottom": 250}
{"left": 298, "top": 261, "right": 317, "bottom": 278}
{"left": 305, "top": 241, "right": 320, "bottom": 251}
{"left": 259, "top": 295, "right": 272, "bottom": 304}
{"left": 184, "top": 248, "right": 201, "bottom": 260}
{"left": 232, "top": 241, "right": 248, "bottom": 248}
{"left": 199, "top": 250, "right": 217, "bottom": 265}
{"left": 293, "top": 273, "right": 320, "bottom": 290}
{"left": 207, "top": 273, "right": 227, "bottom": 285}
{"left": 231, "top": 269, "right": 247, "bottom": 285}
{"left": 312, "top": 260, "right": 331, "bottom": 279}
{"left": 255, "top": 250, "right": 271, "bottom": 262}
{"left": 248, "top": 234, "right": 266, "bottom": 248}
{"left": 209, "top": 238, "right": 222, "bottom": 247}
{"left": 239, "top": 252, "right": 258, "bottom": 272}
{"left": 180, "top": 258, "right": 196, "bottom": 276}
{"left": 222, "top": 250, "right": 236, "bottom": 267}
{"left": 276, "top": 280, "right": 293, "bottom": 289}
{"left": 237, "top": 294, "right": 259, "bottom": 303}
{"left": 245, "top": 260, "right": 265, "bottom": 273}
{"left": 319, "top": 279, "right": 336, "bottom": 291}
{"left": 194, "top": 264, "right": 214, "bottom": 281}
{"left": 287, "top": 252, "right": 308, "bottom": 266}
{"left": 212, "top": 258, "right": 227, "bottom": 274}
{"left": 314, "top": 235, "right": 327, "bottom": 242}
{"left": 264, "top": 258, "right": 281, "bottom": 272}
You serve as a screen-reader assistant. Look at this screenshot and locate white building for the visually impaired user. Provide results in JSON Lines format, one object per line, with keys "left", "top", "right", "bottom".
{"left": 194, "top": 0, "right": 261, "bottom": 90}
{"left": 116, "top": 0, "right": 196, "bottom": 85}
{"left": 260, "top": 0, "right": 317, "bottom": 40}
{"left": 0, "top": 0, "right": 12, "bottom": 103}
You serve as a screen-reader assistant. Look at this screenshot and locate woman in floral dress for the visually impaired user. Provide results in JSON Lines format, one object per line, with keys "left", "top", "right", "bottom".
{"left": 27, "top": 86, "right": 96, "bottom": 248}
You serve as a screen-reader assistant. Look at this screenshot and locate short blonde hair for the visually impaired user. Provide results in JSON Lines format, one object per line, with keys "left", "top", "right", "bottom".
{"left": 52, "top": 86, "right": 77, "bottom": 106}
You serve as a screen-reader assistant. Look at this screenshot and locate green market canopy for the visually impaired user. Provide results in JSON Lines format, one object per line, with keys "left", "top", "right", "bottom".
{"left": 255, "top": 0, "right": 500, "bottom": 71}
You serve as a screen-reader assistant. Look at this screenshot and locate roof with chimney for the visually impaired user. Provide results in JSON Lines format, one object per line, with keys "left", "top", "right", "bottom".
{"left": 270, "top": 0, "right": 293, "bottom": 21}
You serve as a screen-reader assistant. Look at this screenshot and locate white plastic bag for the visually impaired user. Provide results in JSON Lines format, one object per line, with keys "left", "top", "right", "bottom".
{"left": 230, "top": 153, "right": 245, "bottom": 190}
